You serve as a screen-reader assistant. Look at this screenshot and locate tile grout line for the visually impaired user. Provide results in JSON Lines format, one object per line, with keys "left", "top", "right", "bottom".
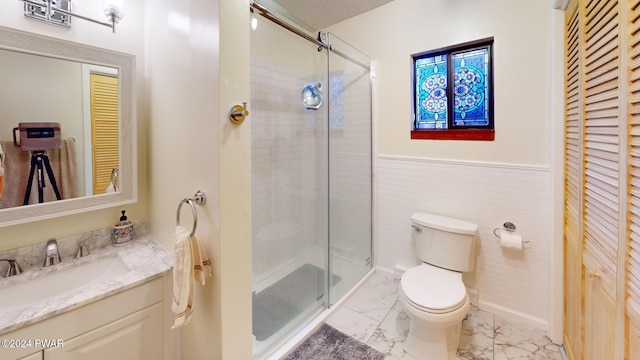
{"left": 491, "top": 312, "right": 495, "bottom": 360}
{"left": 357, "top": 296, "right": 398, "bottom": 346}
{"left": 342, "top": 275, "right": 562, "bottom": 359}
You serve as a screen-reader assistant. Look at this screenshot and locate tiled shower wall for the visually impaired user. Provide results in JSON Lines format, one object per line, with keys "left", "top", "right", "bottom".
{"left": 251, "top": 56, "right": 373, "bottom": 285}
{"left": 251, "top": 57, "right": 325, "bottom": 283}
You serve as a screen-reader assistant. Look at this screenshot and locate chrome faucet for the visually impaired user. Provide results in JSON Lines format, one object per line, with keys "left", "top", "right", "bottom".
{"left": 0, "top": 259, "right": 22, "bottom": 277}
{"left": 44, "top": 239, "right": 61, "bottom": 267}
{"left": 75, "top": 241, "right": 90, "bottom": 258}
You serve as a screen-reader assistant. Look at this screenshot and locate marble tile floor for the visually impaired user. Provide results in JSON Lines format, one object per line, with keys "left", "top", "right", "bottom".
{"left": 326, "top": 271, "right": 565, "bottom": 360}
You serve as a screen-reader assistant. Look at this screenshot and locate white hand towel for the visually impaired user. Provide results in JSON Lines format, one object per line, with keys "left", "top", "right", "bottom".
{"left": 192, "top": 231, "right": 212, "bottom": 286}
{"left": 172, "top": 225, "right": 194, "bottom": 329}
{"left": 105, "top": 182, "right": 116, "bottom": 193}
{"left": 172, "top": 224, "right": 213, "bottom": 329}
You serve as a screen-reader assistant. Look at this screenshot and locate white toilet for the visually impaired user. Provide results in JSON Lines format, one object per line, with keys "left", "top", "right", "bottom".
{"left": 399, "top": 212, "right": 478, "bottom": 360}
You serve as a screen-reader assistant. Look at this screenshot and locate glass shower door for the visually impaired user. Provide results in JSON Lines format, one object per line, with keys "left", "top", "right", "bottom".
{"left": 326, "top": 33, "right": 373, "bottom": 305}
{"left": 250, "top": 14, "right": 329, "bottom": 358}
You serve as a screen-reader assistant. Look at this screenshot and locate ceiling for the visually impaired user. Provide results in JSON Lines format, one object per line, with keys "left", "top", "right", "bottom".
{"left": 258, "top": 0, "right": 395, "bottom": 30}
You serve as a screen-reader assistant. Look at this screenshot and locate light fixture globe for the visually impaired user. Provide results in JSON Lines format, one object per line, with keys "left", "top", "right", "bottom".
{"left": 22, "top": 0, "right": 125, "bottom": 32}
{"left": 103, "top": 0, "right": 124, "bottom": 23}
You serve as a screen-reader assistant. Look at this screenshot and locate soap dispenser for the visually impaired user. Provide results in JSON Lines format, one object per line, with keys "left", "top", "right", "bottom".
{"left": 112, "top": 210, "right": 134, "bottom": 246}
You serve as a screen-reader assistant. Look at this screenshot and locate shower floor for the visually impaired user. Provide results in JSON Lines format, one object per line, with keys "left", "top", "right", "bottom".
{"left": 252, "top": 264, "right": 341, "bottom": 341}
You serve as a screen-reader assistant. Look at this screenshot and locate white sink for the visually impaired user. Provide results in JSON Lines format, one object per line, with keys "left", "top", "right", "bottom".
{"left": 0, "top": 255, "right": 130, "bottom": 311}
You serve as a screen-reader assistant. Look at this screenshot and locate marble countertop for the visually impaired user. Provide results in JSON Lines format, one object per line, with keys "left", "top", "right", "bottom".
{"left": 0, "top": 236, "right": 172, "bottom": 335}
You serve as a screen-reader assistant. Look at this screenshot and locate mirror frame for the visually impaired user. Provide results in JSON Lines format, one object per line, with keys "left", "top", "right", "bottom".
{"left": 0, "top": 26, "right": 136, "bottom": 227}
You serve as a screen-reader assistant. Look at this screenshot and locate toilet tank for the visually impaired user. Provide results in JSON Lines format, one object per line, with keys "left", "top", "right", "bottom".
{"left": 411, "top": 213, "right": 478, "bottom": 272}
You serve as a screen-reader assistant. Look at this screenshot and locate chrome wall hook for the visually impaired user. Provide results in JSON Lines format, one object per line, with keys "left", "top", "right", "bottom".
{"left": 229, "top": 102, "right": 249, "bottom": 124}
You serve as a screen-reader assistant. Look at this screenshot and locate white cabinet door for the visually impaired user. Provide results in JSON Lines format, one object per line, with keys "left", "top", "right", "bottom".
{"left": 18, "top": 352, "right": 42, "bottom": 360}
{"left": 2, "top": 347, "right": 42, "bottom": 360}
{"left": 44, "top": 303, "right": 163, "bottom": 360}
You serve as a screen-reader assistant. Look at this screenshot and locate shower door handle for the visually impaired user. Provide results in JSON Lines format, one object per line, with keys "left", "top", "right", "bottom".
{"left": 230, "top": 102, "right": 249, "bottom": 124}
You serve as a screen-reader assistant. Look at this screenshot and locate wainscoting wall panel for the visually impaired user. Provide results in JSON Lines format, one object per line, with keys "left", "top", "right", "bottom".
{"left": 376, "top": 155, "right": 552, "bottom": 329}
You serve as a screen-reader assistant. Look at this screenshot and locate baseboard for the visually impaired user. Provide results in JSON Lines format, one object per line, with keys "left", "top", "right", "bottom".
{"left": 479, "top": 300, "right": 548, "bottom": 331}
{"left": 374, "top": 265, "right": 395, "bottom": 279}
{"left": 562, "top": 334, "right": 575, "bottom": 360}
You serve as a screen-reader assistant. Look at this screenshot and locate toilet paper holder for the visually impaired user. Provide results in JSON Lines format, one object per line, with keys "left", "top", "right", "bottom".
{"left": 493, "top": 222, "right": 530, "bottom": 244}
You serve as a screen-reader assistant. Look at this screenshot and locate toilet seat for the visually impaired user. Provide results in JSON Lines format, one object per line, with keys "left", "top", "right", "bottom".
{"left": 400, "top": 264, "right": 467, "bottom": 314}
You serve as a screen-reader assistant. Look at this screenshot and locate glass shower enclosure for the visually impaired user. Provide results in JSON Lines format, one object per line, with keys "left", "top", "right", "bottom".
{"left": 250, "top": 4, "right": 372, "bottom": 358}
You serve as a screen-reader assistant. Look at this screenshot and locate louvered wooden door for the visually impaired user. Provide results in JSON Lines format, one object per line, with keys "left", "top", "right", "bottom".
{"left": 90, "top": 73, "right": 119, "bottom": 195}
{"left": 581, "top": 0, "right": 620, "bottom": 299}
{"left": 563, "top": 1, "right": 583, "bottom": 358}
{"left": 627, "top": 0, "right": 640, "bottom": 355}
{"left": 584, "top": 274, "right": 617, "bottom": 360}
{"left": 563, "top": 0, "right": 626, "bottom": 358}
{"left": 580, "top": 3, "right": 621, "bottom": 356}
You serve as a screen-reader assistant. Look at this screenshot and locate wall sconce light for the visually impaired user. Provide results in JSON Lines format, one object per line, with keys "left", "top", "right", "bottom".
{"left": 22, "top": 0, "right": 125, "bottom": 33}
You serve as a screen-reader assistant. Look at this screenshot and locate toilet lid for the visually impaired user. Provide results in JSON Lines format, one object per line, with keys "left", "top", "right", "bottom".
{"left": 400, "top": 264, "right": 467, "bottom": 311}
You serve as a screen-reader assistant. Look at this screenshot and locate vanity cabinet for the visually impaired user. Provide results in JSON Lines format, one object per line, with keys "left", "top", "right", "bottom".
{"left": 1, "top": 277, "right": 168, "bottom": 360}
{"left": 17, "top": 353, "right": 42, "bottom": 360}
{"left": 45, "top": 303, "right": 162, "bottom": 360}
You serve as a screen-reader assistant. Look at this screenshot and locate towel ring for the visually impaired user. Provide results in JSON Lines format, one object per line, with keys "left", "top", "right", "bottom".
{"left": 176, "top": 190, "right": 206, "bottom": 237}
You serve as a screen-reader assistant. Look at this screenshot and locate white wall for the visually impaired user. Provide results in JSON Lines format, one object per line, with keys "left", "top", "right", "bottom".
{"left": 328, "top": 0, "right": 551, "bottom": 165}
{"left": 328, "top": 0, "right": 557, "bottom": 334}
{"left": 0, "top": 0, "right": 147, "bottom": 251}
{"left": 146, "top": 0, "right": 252, "bottom": 359}
{"left": 145, "top": 0, "right": 222, "bottom": 358}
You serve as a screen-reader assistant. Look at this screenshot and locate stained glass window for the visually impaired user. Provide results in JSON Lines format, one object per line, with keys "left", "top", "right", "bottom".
{"left": 415, "top": 55, "right": 448, "bottom": 129}
{"left": 452, "top": 48, "right": 489, "bottom": 127}
{"left": 412, "top": 38, "right": 493, "bottom": 138}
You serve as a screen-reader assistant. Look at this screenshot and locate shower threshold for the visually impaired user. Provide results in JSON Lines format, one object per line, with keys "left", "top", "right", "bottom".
{"left": 255, "top": 268, "right": 376, "bottom": 360}
{"left": 253, "top": 264, "right": 341, "bottom": 341}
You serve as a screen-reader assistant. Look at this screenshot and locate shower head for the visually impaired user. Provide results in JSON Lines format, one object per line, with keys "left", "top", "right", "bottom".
{"left": 301, "top": 82, "right": 323, "bottom": 110}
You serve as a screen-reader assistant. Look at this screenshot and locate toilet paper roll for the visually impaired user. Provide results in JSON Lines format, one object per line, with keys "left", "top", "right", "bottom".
{"left": 500, "top": 230, "right": 523, "bottom": 250}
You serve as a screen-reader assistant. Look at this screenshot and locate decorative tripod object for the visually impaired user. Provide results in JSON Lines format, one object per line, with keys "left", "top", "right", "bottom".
{"left": 23, "top": 150, "right": 61, "bottom": 205}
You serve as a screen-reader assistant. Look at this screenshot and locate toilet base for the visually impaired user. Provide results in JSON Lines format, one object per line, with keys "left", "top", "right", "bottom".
{"left": 398, "top": 286, "right": 469, "bottom": 360}
{"left": 404, "top": 321, "right": 461, "bottom": 360}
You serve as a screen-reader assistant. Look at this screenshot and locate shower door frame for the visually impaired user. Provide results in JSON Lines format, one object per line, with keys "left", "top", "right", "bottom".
{"left": 324, "top": 30, "right": 374, "bottom": 306}
{"left": 250, "top": 2, "right": 374, "bottom": 358}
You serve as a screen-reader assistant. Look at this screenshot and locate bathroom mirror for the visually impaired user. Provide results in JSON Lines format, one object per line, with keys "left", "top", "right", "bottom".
{"left": 0, "top": 27, "right": 135, "bottom": 227}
